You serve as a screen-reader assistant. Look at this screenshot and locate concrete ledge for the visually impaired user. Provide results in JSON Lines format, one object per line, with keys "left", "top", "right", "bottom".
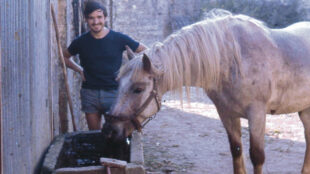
{"left": 54, "top": 166, "right": 106, "bottom": 174}
{"left": 130, "top": 131, "right": 144, "bottom": 165}
{"left": 41, "top": 134, "right": 66, "bottom": 174}
{"left": 41, "top": 130, "right": 145, "bottom": 174}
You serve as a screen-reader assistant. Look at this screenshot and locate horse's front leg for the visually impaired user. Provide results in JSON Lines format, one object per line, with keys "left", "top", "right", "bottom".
{"left": 299, "top": 108, "right": 310, "bottom": 174}
{"left": 218, "top": 110, "right": 246, "bottom": 174}
{"left": 247, "top": 103, "right": 266, "bottom": 174}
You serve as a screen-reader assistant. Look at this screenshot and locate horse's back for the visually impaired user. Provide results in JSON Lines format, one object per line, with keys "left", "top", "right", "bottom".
{"left": 281, "top": 21, "right": 310, "bottom": 48}
{"left": 271, "top": 22, "right": 310, "bottom": 64}
{"left": 229, "top": 20, "right": 310, "bottom": 114}
{"left": 283, "top": 21, "right": 310, "bottom": 35}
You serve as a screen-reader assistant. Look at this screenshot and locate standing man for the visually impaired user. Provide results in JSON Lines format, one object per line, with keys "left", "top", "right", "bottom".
{"left": 63, "top": 1, "right": 146, "bottom": 130}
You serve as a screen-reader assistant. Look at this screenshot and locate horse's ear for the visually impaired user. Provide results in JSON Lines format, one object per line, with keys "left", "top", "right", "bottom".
{"left": 142, "top": 54, "right": 151, "bottom": 73}
{"left": 125, "top": 45, "right": 135, "bottom": 60}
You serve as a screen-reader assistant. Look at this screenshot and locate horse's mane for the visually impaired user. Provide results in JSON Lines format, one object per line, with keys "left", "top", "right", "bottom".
{"left": 119, "top": 9, "right": 271, "bottom": 102}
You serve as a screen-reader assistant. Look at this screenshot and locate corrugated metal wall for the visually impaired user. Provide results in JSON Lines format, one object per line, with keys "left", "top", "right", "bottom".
{"left": 0, "top": 0, "right": 83, "bottom": 173}
{"left": 0, "top": 35, "right": 2, "bottom": 174}
{"left": 31, "top": 0, "right": 52, "bottom": 172}
{"left": 0, "top": 1, "right": 51, "bottom": 173}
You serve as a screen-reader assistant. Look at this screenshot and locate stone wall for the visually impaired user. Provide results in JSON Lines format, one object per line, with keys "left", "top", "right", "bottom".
{"left": 106, "top": 0, "right": 310, "bottom": 46}
{"left": 111, "top": 0, "right": 170, "bottom": 46}
{"left": 109, "top": 0, "right": 203, "bottom": 46}
{"left": 201, "top": 0, "right": 310, "bottom": 28}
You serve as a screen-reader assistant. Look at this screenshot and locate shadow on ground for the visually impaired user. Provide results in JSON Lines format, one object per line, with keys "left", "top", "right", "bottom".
{"left": 142, "top": 101, "right": 305, "bottom": 174}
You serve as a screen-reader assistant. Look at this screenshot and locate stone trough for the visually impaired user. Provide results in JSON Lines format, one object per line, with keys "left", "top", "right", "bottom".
{"left": 41, "top": 130, "right": 145, "bottom": 174}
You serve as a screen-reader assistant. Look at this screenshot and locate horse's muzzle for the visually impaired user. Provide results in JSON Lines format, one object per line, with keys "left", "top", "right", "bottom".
{"left": 101, "top": 122, "right": 126, "bottom": 143}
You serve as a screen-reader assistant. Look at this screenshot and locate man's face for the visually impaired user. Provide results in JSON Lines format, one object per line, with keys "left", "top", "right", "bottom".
{"left": 86, "top": 9, "right": 106, "bottom": 33}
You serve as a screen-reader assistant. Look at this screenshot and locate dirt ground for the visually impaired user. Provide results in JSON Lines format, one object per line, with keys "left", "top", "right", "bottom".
{"left": 142, "top": 89, "right": 306, "bottom": 174}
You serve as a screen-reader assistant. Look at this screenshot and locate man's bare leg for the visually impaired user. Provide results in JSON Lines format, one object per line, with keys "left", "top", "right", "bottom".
{"left": 86, "top": 112, "right": 101, "bottom": 130}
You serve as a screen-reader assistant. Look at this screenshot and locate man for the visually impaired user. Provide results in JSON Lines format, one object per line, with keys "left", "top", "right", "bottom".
{"left": 63, "top": 1, "right": 146, "bottom": 130}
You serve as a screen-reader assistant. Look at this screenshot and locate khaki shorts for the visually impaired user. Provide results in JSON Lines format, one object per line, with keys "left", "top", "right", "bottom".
{"left": 80, "top": 88, "right": 117, "bottom": 114}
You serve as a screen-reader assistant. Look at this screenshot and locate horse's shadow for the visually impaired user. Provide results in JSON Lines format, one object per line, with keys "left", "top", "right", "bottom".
{"left": 142, "top": 99, "right": 305, "bottom": 174}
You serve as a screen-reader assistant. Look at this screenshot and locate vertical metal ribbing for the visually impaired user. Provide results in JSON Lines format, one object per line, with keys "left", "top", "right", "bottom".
{"left": 0, "top": 0, "right": 32, "bottom": 173}
{"left": 0, "top": 0, "right": 53, "bottom": 173}
{"left": 0, "top": 37, "right": 2, "bottom": 174}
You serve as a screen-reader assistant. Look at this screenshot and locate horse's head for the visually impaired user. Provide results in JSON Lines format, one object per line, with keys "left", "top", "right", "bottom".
{"left": 102, "top": 53, "right": 163, "bottom": 142}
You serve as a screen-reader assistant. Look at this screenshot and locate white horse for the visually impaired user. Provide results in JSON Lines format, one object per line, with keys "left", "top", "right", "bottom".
{"left": 102, "top": 10, "right": 310, "bottom": 174}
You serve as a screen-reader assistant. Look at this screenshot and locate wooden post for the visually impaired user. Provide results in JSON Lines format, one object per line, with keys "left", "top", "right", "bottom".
{"left": 51, "top": 4, "right": 77, "bottom": 131}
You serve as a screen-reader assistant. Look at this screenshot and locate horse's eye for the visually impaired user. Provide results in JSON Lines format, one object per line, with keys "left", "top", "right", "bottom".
{"left": 133, "top": 88, "right": 144, "bottom": 94}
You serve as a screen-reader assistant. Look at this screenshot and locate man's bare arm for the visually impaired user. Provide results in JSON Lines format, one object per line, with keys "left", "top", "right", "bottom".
{"left": 63, "top": 49, "right": 85, "bottom": 81}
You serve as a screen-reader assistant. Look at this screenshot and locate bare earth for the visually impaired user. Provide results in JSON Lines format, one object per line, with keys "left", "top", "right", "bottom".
{"left": 142, "top": 89, "right": 305, "bottom": 174}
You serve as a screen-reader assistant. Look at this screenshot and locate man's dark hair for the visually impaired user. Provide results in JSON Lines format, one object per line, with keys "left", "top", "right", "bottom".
{"left": 84, "top": 1, "right": 107, "bottom": 18}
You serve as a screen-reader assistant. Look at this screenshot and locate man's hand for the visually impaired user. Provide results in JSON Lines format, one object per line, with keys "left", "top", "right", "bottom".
{"left": 63, "top": 49, "right": 85, "bottom": 81}
{"left": 135, "top": 43, "right": 147, "bottom": 53}
{"left": 79, "top": 70, "right": 86, "bottom": 82}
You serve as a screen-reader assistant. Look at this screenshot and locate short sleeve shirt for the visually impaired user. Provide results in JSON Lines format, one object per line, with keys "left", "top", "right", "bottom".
{"left": 68, "top": 30, "right": 139, "bottom": 90}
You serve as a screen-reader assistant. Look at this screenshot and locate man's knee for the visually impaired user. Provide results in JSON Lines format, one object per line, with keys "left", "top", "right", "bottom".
{"left": 86, "top": 112, "right": 101, "bottom": 130}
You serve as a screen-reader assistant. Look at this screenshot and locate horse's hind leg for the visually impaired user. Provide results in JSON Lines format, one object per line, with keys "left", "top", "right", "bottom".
{"left": 298, "top": 108, "right": 310, "bottom": 174}
{"left": 218, "top": 110, "right": 246, "bottom": 174}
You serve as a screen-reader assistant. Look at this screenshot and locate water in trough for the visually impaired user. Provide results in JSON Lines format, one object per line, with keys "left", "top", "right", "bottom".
{"left": 55, "top": 132, "right": 130, "bottom": 168}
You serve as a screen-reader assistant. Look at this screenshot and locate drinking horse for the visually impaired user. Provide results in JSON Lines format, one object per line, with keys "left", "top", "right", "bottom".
{"left": 102, "top": 10, "right": 310, "bottom": 174}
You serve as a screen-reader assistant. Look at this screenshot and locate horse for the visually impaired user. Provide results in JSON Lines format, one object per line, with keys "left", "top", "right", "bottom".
{"left": 102, "top": 10, "right": 310, "bottom": 174}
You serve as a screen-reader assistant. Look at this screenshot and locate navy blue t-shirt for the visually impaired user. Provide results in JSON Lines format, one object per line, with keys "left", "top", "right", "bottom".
{"left": 68, "top": 30, "right": 139, "bottom": 90}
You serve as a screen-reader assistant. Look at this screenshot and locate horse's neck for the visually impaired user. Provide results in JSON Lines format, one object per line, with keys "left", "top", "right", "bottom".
{"left": 155, "top": 43, "right": 218, "bottom": 96}
{"left": 153, "top": 19, "right": 249, "bottom": 95}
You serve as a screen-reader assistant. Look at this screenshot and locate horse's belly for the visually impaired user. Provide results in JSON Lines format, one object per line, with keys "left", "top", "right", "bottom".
{"left": 268, "top": 91, "right": 310, "bottom": 114}
{"left": 270, "top": 104, "right": 310, "bottom": 115}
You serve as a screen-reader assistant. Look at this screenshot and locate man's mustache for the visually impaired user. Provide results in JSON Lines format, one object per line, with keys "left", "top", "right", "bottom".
{"left": 92, "top": 23, "right": 103, "bottom": 26}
